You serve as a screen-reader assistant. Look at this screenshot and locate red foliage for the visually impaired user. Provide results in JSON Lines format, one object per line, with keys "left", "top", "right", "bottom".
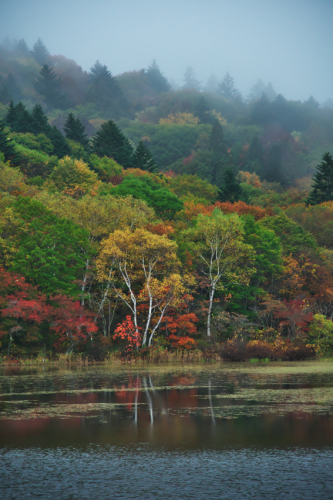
{"left": 113, "top": 315, "right": 142, "bottom": 353}
{"left": 274, "top": 298, "right": 313, "bottom": 337}
{"left": 51, "top": 295, "right": 98, "bottom": 352}
{"left": 167, "top": 334, "right": 198, "bottom": 350}
{"left": 182, "top": 154, "right": 195, "bottom": 165}
{"left": 161, "top": 313, "right": 199, "bottom": 336}
{"left": 144, "top": 222, "right": 174, "bottom": 236}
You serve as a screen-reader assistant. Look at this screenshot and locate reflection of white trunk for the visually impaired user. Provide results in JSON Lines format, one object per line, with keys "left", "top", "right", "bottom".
{"left": 134, "top": 375, "right": 139, "bottom": 426}
{"left": 143, "top": 377, "right": 154, "bottom": 425}
{"left": 208, "top": 378, "right": 216, "bottom": 425}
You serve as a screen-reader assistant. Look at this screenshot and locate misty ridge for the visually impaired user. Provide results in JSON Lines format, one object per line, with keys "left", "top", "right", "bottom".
{"left": 0, "top": 36, "right": 333, "bottom": 188}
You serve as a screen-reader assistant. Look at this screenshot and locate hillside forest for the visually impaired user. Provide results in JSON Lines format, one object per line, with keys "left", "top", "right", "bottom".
{"left": 1, "top": 38, "right": 333, "bottom": 361}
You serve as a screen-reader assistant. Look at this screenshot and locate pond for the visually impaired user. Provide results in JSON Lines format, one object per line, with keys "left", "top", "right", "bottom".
{"left": 0, "top": 361, "right": 333, "bottom": 499}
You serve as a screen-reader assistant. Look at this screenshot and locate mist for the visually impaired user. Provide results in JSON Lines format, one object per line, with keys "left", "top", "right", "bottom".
{"left": 1, "top": 0, "right": 332, "bottom": 102}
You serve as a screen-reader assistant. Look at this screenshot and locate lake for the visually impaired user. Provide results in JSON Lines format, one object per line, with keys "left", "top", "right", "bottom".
{"left": 0, "top": 361, "right": 333, "bottom": 499}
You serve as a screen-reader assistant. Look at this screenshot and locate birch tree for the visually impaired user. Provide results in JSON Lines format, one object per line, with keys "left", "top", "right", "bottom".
{"left": 96, "top": 228, "right": 188, "bottom": 345}
{"left": 185, "top": 209, "right": 254, "bottom": 337}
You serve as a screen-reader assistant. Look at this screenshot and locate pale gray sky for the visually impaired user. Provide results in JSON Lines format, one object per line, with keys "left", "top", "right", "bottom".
{"left": 1, "top": 0, "right": 332, "bottom": 102}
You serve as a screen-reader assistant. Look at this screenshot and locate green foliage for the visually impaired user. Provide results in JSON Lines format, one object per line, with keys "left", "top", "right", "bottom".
{"left": 11, "top": 132, "right": 54, "bottom": 155}
{"left": 109, "top": 174, "right": 183, "bottom": 218}
{"left": 89, "top": 154, "right": 122, "bottom": 182}
{"left": 145, "top": 60, "right": 171, "bottom": 93}
{"left": 307, "top": 314, "right": 333, "bottom": 356}
{"left": 15, "top": 143, "right": 58, "bottom": 178}
{"left": 167, "top": 174, "right": 218, "bottom": 202}
{"left": 261, "top": 212, "right": 317, "bottom": 255}
{"left": 47, "top": 125, "right": 71, "bottom": 158}
{"left": 285, "top": 203, "right": 333, "bottom": 247}
{"left": 92, "top": 119, "right": 134, "bottom": 168}
{"left": 6, "top": 197, "right": 90, "bottom": 296}
{"left": 0, "top": 120, "right": 19, "bottom": 164}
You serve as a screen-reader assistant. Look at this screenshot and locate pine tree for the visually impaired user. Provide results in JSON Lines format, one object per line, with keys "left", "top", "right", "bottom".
{"left": 218, "top": 72, "right": 242, "bottom": 101}
{"left": 31, "top": 38, "right": 49, "bottom": 65}
{"left": 6, "top": 74, "right": 22, "bottom": 101}
{"left": 194, "top": 96, "right": 213, "bottom": 124}
{"left": 34, "top": 64, "right": 68, "bottom": 109}
{"left": 16, "top": 39, "right": 29, "bottom": 55}
{"left": 31, "top": 104, "right": 51, "bottom": 135}
{"left": 5, "top": 101, "right": 35, "bottom": 133}
{"left": 0, "top": 85, "right": 12, "bottom": 105}
{"left": 92, "top": 120, "right": 134, "bottom": 168}
{"left": 86, "top": 61, "right": 128, "bottom": 118}
{"left": 64, "top": 113, "right": 89, "bottom": 150}
{"left": 0, "top": 121, "right": 19, "bottom": 164}
{"left": 307, "top": 152, "right": 333, "bottom": 205}
{"left": 182, "top": 66, "right": 201, "bottom": 91}
{"left": 218, "top": 167, "right": 243, "bottom": 202}
{"left": 145, "top": 60, "right": 171, "bottom": 93}
{"left": 48, "top": 126, "right": 71, "bottom": 158}
{"left": 209, "top": 119, "right": 228, "bottom": 185}
{"left": 133, "top": 141, "right": 158, "bottom": 172}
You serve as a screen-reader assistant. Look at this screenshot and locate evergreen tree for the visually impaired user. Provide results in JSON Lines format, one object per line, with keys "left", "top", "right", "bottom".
{"left": 0, "top": 121, "right": 19, "bottom": 164}
{"left": 307, "top": 152, "right": 333, "bottom": 205}
{"left": 133, "top": 141, "right": 158, "bottom": 173}
{"left": 31, "top": 38, "right": 49, "bottom": 65}
{"left": 16, "top": 39, "right": 29, "bottom": 55}
{"left": 0, "top": 85, "right": 12, "bottom": 105}
{"left": 6, "top": 74, "right": 22, "bottom": 101}
{"left": 48, "top": 126, "right": 71, "bottom": 158}
{"left": 218, "top": 72, "right": 242, "bottom": 101}
{"left": 64, "top": 113, "right": 89, "bottom": 150}
{"left": 218, "top": 167, "right": 243, "bottom": 202}
{"left": 209, "top": 118, "right": 228, "bottom": 184}
{"left": 86, "top": 61, "right": 128, "bottom": 118}
{"left": 265, "top": 144, "right": 283, "bottom": 183}
{"left": 250, "top": 93, "right": 272, "bottom": 125}
{"left": 194, "top": 96, "right": 214, "bottom": 124}
{"left": 182, "top": 66, "right": 201, "bottom": 91}
{"left": 246, "top": 135, "right": 265, "bottom": 175}
{"left": 5, "top": 101, "right": 35, "bottom": 133}
{"left": 204, "top": 74, "right": 219, "bottom": 94}
{"left": 92, "top": 120, "right": 134, "bottom": 168}
{"left": 145, "top": 60, "right": 171, "bottom": 93}
{"left": 34, "top": 64, "right": 68, "bottom": 110}
{"left": 31, "top": 104, "right": 51, "bottom": 135}
{"left": 209, "top": 119, "right": 227, "bottom": 155}
{"left": 247, "top": 78, "right": 266, "bottom": 102}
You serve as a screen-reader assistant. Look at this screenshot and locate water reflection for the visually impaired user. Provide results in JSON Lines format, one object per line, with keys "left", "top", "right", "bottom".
{"left": 0, "top": 362, "right": 333, "bottom": 448}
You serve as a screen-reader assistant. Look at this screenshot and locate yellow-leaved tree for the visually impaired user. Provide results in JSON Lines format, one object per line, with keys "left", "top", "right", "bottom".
{"left": 45, "top": 156, "right": 101, "bottom": 197}
{"left": 185, "top": 209, "right": 255, "bottom": 337}
{"left": 97, "top": 228, "right": 191, "bottom": 345}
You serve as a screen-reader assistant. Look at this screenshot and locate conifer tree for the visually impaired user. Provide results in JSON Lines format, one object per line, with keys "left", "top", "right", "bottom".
{"left": 209, "top": 119, "right": 228, "bottom": 185}
{"left": 16, "top": 39, "right": 29, "bottom": 55}
{"left": 145, "top": 60, "right": 171, "bottom": 93}
{"left": 6, "top": 74, "right": 22, "bottom": 101}
{"left": 31, "top": 104, "right": 51, "bottom": 135}
{"left": 218, "top": 72, "right": 242, "bottom": 101}
{"left": 5, "top": 101, "right": 35, "bottom": 133}
{"left": 34, "top": 64, "right": 68, "bottom": 109}
{"left": 31, "top": 38, "right": 49, "bottom": 65}
{"left": 48, "top": 126, "right": 71, "bottom": 158}
{"left": 0, "top": 121, "right": 19, "bottom": 164}
{"left": 92, "top": 120, "right": 133, "bottom": 168}
{"left": 86, "top": 61, "right": 128, "bottom": 118}
{"left": 0, "top": 85, "right": 12, "bottom": 105}
{"left": 182, "top": 66, "right": 201, "bottom": 91}
{"left": 133, "top": 141, "right": 158, "bottom": 173}
{"left": 64, "top": 113, "right": 89, "bottom": 150}
{"left": 307, "top": 152, "right": 333, "bottom": 205}
{"left": 194, "top": 96, "right": 213, "bottom": 124}
{"left": 218, "top": 167, "right": 243, "bottom": 202}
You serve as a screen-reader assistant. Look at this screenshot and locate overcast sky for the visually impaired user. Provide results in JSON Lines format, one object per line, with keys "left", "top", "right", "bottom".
{"left": 1, "top": 0, "right": 332, "bottom": 102}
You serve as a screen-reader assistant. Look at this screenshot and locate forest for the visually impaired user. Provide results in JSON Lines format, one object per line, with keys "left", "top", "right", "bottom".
{"left": 1, "top": 37, "right": 333, "bottom": 362}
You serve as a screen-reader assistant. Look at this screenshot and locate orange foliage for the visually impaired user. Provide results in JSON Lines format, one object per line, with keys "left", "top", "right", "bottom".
{"left": 145, "top": 222, "right": 174, "bottom": 236}
{"left": 167, "top": 334, "right": 198, "bottom": 350}
{"left": 183, "top": 200, "right": 213, "bottom": 221}
{"left": 237, "top": 170, "right": 261, "bottom": 188}
{"left": 213, "top": 200, "right": 271, "bottom": 220}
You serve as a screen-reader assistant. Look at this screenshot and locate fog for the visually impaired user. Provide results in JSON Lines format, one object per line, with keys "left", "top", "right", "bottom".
{"left": 1, "top": 0, "right": 332, "bottom": 102}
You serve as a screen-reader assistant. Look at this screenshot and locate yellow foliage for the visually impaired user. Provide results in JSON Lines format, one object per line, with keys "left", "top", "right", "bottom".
{"left": 159, "top": 113, "right": 199, "bottom": 125}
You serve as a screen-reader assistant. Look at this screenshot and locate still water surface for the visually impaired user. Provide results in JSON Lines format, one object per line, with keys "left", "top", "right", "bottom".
{"left": 0, "top": 361, "right": 333, "bottom": 499}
